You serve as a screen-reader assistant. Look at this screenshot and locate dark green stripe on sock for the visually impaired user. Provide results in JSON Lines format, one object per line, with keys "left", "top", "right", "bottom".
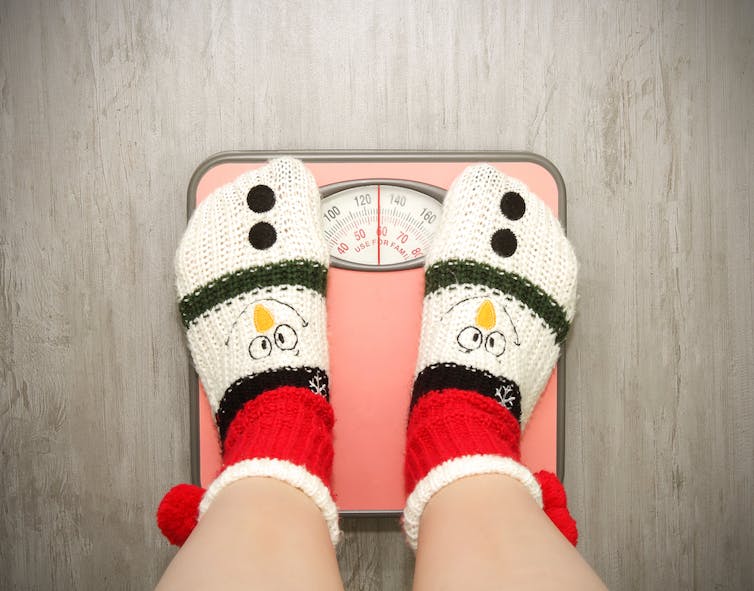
{"left": 179, "top": 259, "right": 327, "bottom": 328}
{"left": 425, "top": 259, "right": 570, "bottom": 344}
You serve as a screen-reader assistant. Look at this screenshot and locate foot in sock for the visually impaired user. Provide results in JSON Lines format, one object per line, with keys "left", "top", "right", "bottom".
{"left": 157, "top": 157, "right": 340, "bottom": 547}
{"left": 403, "top": 163, "right": 579, "bottom": 549}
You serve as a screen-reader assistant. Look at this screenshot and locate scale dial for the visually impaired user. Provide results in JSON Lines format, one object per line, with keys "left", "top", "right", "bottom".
{"left": 320, "top": 179, "right": 445, "bottom": 270}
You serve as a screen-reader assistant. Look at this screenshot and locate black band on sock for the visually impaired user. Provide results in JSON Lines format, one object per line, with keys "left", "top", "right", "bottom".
{"left": 411, "top": 362, "right": 521, "bottom": 422}
{"left": 216, "top": 366, "right": 329, "bottom": 444}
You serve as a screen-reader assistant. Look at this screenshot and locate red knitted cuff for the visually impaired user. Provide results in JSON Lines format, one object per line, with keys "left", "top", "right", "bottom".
{"left": 405, "top": 388, "right": 521, "bottom": 494}
{"left": 222, "top": 386, "right": 334, "bottom": 488}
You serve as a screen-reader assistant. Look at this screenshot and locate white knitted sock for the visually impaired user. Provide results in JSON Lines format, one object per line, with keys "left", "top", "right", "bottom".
{"left": 176, "top": 157, "right": 330, "bottom": 417}
{"left": 411, "top": 163, "right": 578, "bottom": 428}
{"left": 160, "top": 157, "right": 340, "bottom": 547}
{"left": 403, "top": 163, "right": 579, "bottom": 550}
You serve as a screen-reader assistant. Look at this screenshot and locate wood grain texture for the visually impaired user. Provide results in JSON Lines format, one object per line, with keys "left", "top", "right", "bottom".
{"left": 1, "top": 0, "right": 751, "bottom": 589}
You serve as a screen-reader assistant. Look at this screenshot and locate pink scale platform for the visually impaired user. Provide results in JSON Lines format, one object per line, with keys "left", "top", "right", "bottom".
{"left": 187, "top": 151, "right": 567, "bottom": 515}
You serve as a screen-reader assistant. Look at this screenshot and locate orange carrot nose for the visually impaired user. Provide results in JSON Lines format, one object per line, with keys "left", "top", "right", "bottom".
{"left": 475, "top": 300, "right": 496, "bottom": 330}
{"left": 253, "top": 304, "right": 274, "bottom": 332}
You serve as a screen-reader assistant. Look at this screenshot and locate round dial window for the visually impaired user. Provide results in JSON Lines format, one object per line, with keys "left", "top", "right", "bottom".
{"left": 320, "top": 180, "right": 444, "bottom": 271}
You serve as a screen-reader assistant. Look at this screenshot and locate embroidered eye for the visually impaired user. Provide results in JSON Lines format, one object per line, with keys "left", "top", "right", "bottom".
{"left": 249, "top": 335, "right": 272, "bottom": 359}
{"left": 457, "top": 326, "right": 483, "bottom": 352}
{"left": 500, "top": 191, "right": 525, "bottom": 220}
{"left": 248, "top": 222, "right": 277, "bottom": 250}
{"left": 273, "top": 324, "right": 298, "bottom": 351}
{"left": 485, "top": 331, "right": 506, "bottom": 357}
{"left": 247, "top": 184, "right": 276, "bottom": 213}
{"left": 491, "top": 228, "right": 517, "bottom": 258}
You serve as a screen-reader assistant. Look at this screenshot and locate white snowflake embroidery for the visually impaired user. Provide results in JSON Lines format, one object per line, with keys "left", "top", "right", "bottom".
{"left": 309, "top": 374, "right": 327, "bottom": 397}
{"left": 494, "top": 384, "right": 516, "bottom": 409}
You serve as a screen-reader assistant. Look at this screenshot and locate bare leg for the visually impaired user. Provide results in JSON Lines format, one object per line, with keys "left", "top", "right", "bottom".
{"left": 156, "top": 478, "right": 344, "bottom": 591}
{"left": 413, "top": 474, "right": 606, "bottom": 591}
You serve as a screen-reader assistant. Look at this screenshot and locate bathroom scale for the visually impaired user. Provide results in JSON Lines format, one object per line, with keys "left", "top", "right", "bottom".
{"left": 187, "top": 151, "right": 568, "bottom": 516}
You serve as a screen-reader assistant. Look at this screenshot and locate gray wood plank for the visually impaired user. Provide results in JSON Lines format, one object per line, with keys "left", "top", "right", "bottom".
{"left": 0, "top": 0, "right": 751, "bottom": 589}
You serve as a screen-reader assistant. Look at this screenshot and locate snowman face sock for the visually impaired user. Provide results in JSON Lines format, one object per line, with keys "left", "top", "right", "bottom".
{"left": 157, "top": 158, "right": 340, "bottom": 547}
{"left": 403, "top": 164, "right": 579, "bottom": 550}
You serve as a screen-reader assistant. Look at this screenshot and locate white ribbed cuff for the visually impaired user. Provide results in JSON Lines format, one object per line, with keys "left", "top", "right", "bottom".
{"left": 198, "top": 458, "right": 341, "bottom": 546}
{"left": 402, "top": 454, "right": 543, "bottom": 551}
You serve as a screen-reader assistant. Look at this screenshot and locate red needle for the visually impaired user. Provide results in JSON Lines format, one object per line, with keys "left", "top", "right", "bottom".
{"left": 377, "top": 184, "right": 381, "bottom": 265}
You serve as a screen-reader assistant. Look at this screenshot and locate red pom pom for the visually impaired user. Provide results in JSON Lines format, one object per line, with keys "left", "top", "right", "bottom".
{"left": 544, "top": 507, "right": 578, "bottom": 546}
{"left": 534, "top": 470, "right": 567, "bottom": 508}
{"left": 156, "top": 483, "right": 204, "bottom": 546}
{"left": 534, "top": 471, "right": 578, "bottom": 546}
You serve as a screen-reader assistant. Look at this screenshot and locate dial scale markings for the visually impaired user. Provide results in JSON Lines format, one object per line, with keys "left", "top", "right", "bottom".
{"left": 320, "top": 182, "right": 444, "bottom": 270}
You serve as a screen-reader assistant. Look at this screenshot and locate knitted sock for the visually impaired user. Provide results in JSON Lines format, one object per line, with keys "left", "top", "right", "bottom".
{"left": 157, "top": 157, "right": 340, "bottom": 546}
{"left": 403, "top": 164, "right": 578, "bottom": 550}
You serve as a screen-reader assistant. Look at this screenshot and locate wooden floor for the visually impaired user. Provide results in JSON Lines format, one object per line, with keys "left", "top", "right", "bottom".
{"left": 1, "top": 1, "right": 752, "bottom": 589}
